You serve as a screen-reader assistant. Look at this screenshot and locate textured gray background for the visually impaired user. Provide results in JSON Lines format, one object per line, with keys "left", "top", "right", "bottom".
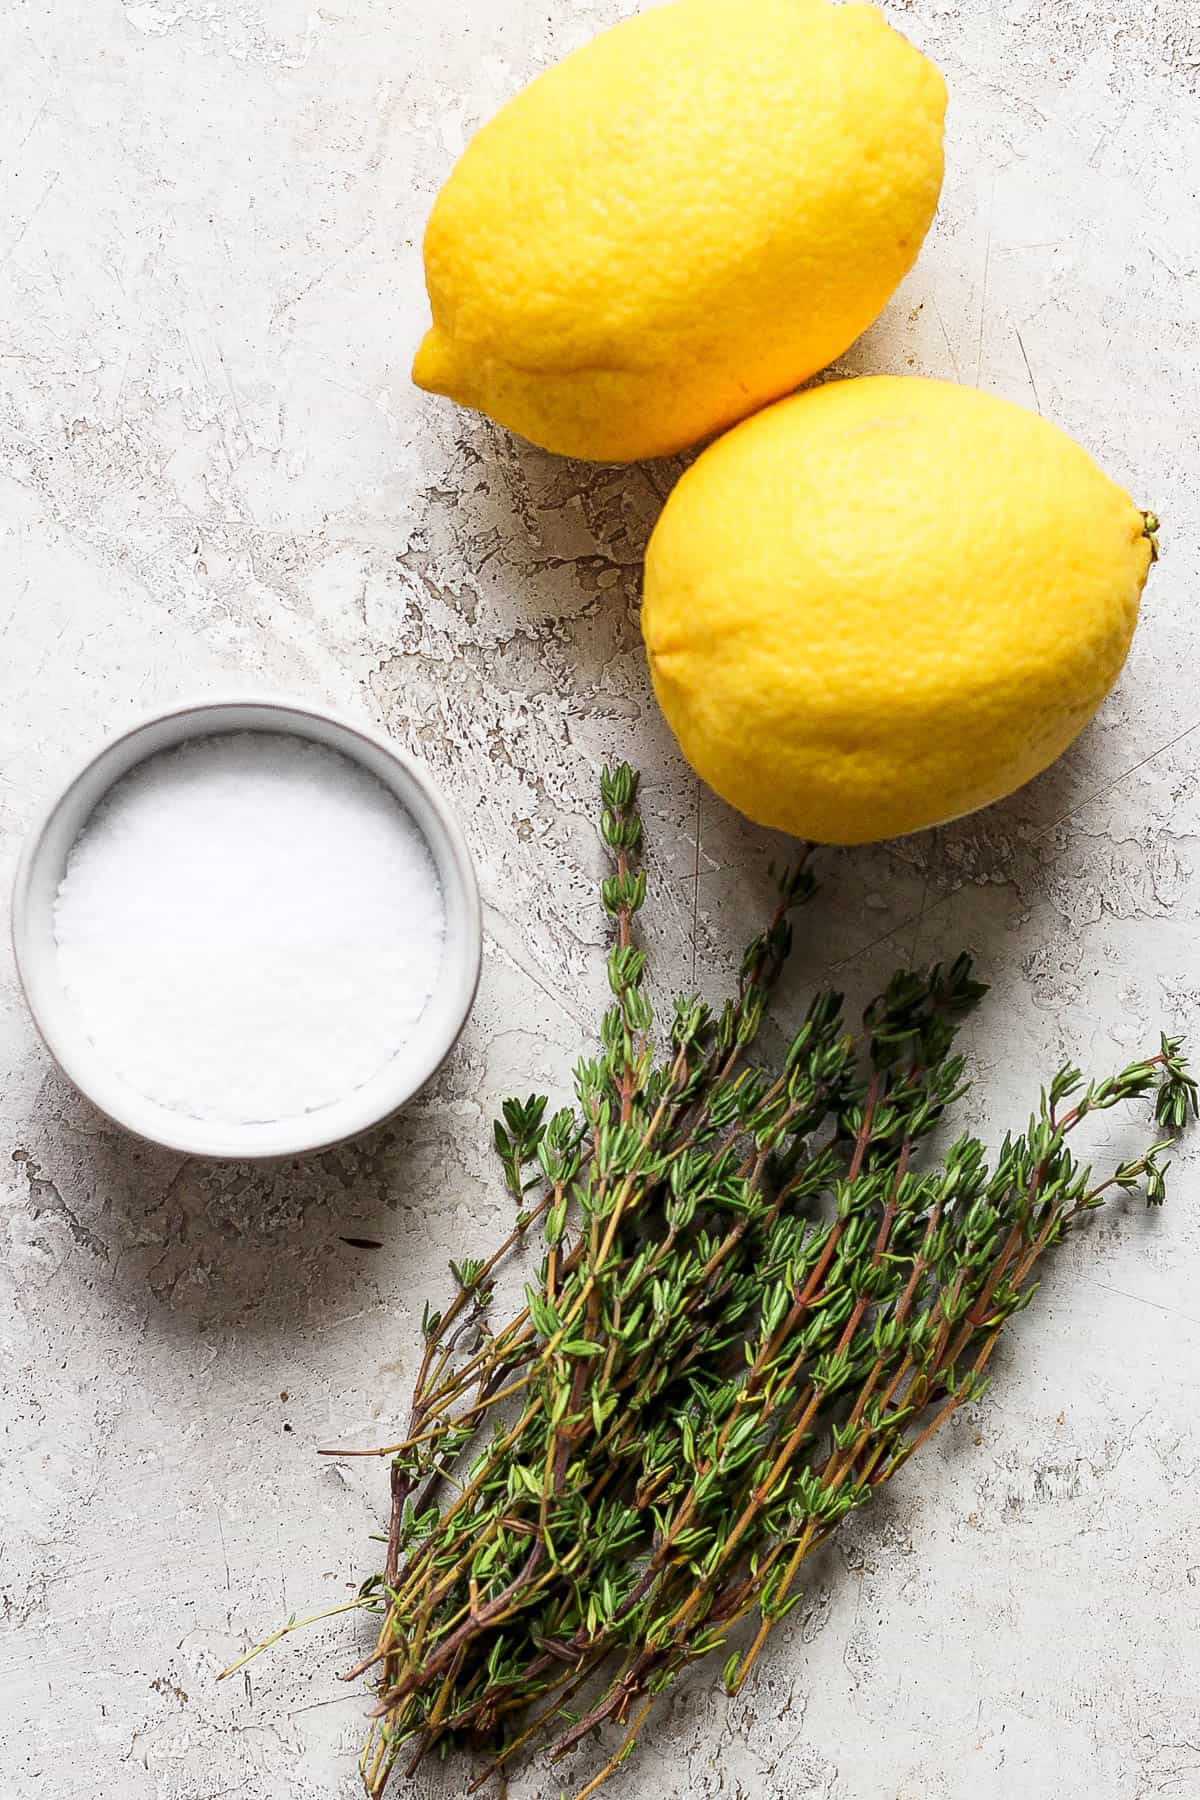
{"left": 2, "top": 3, "right": 1199, "bottom": 1796}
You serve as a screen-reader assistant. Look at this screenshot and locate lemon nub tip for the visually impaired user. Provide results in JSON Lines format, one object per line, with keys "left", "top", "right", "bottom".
{"left": 413, "top": 327, "right": 457, "bottom": 399}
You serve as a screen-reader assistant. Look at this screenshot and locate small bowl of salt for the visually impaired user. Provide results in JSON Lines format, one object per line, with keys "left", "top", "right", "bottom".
{"left": 11, "top": 698, "right": 482, "bottom": 1159}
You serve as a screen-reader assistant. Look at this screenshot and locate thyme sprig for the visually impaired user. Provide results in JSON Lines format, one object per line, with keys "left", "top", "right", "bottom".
{"left": 222, "top": 766, "right": 1194, "bottom": 1799}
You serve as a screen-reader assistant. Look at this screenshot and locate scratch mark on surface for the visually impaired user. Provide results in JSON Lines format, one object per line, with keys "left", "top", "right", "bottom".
{"left": 1015, "top": 328, "right": 1042, "bottom": 415}
{"left": 907, "top": 880, "right": 929, "bottom": 964}
{"left": 0, "top": 582, "right": 30, "bottom": 645}
{"left": 639, "top": 462, "right": 673, "bottom": 508}
{"left": 216, "top": 343, "right": 249, "bottom": 453}
{"left": 0, "top": 171, "right": 61, "bottom": 270}
{"left": 1088, "top": 104, "right": 1128, "bottom": 169}
{"left": 216, "top": 1507, "right": 232, "bottom": 1595}
{"left": 289, "top": 1694, "right": 361, "bottom": 1716}
{"left": 831, "top": 711, "right": 1200, "bottom": 978}
{"left": 270, "top": 230, "right": 372, "bottom": 324}
{"left": 976, "top": 188, "right": 995, "bottom": 386}
{"left": 13, "top": 100, "right": 49, "bottom": 158}
{"left": 1087, "top": 1281, "right": 1200, "bottom": 1331}
{"left": 1146, "top": 241, "right": 1194, "bottom": 282}
{"left": 829, "top": 911, "right": 928, "bottom": 978}
{"left": 930, "top": 295, "right": 962, "bottom": 380}
{"left": 1045, "top": 715, "right": 1200, "bottom": 833}
{"left": 484, "top": 912, "right": 585, "bottom": 1026}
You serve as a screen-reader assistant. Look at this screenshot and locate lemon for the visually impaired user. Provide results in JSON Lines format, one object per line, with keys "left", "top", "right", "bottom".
{"left": 642, "top": 376, "right": 1156, "bottom": 844}
{"left": 412, "top": 0, "right": 946, "bottom": 463}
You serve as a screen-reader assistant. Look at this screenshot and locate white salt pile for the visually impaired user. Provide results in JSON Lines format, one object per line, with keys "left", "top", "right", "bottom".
{"left": 53, "top": 732, "right": 446, "bottom": 1125}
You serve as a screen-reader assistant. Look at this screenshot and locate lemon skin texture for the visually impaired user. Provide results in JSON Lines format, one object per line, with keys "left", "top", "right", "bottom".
{"left": 642, "top": 376, "right": 1154, "bottom": 844}
{"left": 412, "top": 0, "right": 947, "bottom": 463}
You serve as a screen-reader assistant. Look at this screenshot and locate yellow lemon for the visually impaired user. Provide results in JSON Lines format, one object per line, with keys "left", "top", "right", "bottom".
{"left": 642, "top": 376, "right": 1156, "bottom": 843}
{"left": 413, "top": 0, "right": 946, "bottom": 462}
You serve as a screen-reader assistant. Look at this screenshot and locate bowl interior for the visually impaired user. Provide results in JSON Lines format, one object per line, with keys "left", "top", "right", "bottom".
{"left": 12, "top": 700, "right": 481, "bottom": 1159}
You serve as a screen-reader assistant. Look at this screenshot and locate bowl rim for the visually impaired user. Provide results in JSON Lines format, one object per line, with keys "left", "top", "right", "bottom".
{"left": 10, "top": 694, "right": 483, "bottom": 1161}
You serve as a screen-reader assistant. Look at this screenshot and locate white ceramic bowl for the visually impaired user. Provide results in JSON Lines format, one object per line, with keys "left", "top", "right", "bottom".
{"left": 10, "top": 697, "right": 482, "bottom": 1160}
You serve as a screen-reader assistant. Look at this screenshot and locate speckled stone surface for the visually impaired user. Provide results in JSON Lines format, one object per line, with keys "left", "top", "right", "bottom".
{"left": 2, "top": 4, "right": 1199, "bottom": 1797}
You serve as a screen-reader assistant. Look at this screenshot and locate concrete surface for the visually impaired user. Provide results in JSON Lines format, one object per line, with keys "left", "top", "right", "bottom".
{"left": 2, "top": 3, "right": 1199, "bottom": 1797}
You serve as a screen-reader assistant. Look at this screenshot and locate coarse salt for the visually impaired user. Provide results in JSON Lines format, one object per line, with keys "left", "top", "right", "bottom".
{"left": 53, "top": 732, "right": 446, "bottom": 1125}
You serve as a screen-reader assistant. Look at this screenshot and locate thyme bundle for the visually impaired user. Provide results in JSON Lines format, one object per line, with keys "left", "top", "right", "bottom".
{"left": 225, "top": 766, "right": 1194, "bottom": 1799}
